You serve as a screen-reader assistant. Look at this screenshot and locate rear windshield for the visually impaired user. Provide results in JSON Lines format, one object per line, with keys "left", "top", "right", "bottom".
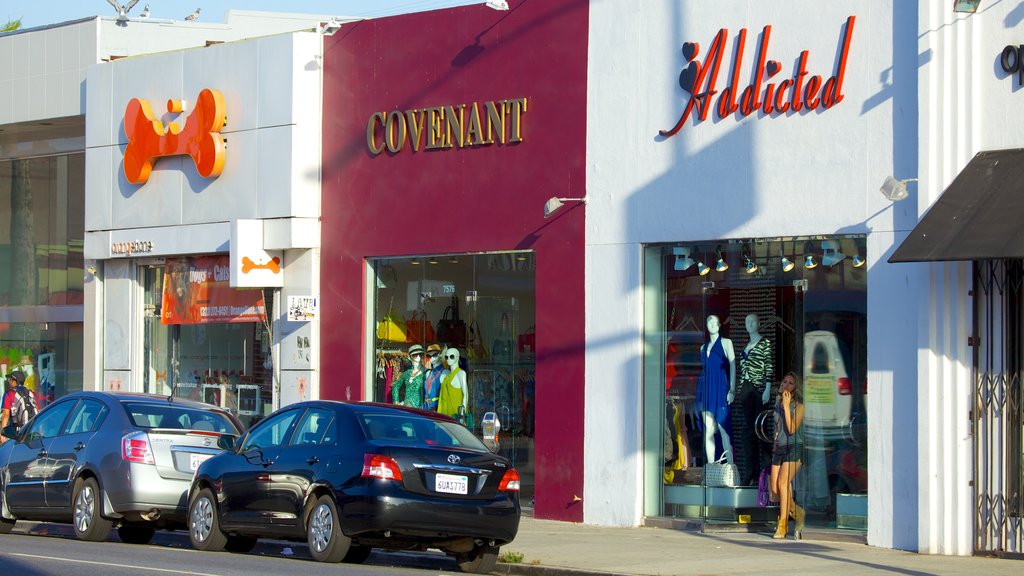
{"left": 360, "top": 413, "right": 487, "bottom": 451}
{"left": 123, "top": 402, "right": 238, "bottom": 434}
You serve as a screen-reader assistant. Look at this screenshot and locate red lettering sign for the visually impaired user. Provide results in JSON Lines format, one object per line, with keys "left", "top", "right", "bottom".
{"left": 660, "top": 16, "right": 856, "bottom": 138}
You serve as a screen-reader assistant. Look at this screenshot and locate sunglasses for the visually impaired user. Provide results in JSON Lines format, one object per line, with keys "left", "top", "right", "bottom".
{"left": 446, "top": 354, "right": 457, "bottom": 360}
{"left": 427, "top": 351, "right": 440, "bottom": 357}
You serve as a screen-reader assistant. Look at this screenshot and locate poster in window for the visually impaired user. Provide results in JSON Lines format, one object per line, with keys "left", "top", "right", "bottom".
{"left": 161, "top": 255, "right": 266, "bottom": 325}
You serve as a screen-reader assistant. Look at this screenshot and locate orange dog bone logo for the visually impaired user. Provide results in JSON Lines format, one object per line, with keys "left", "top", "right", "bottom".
{"left": 123, "top": 88, "right": 227, "bottom": 185}
{"left": 242, "top": 256, "right": 281, "bottom": 274}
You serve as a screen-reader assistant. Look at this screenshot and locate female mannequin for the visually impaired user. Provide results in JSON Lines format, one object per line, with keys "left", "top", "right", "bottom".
{"left": 697, "top": 314, "right": 735, "bottom": 464}
{"left": 392, "top": 344, "right": 426, "bottom": 408}
{"left": 438, "top": 347, "right": 469, "bottom": 421}
{"left": 739, "top": 313, "right": 773, "bottom": 484}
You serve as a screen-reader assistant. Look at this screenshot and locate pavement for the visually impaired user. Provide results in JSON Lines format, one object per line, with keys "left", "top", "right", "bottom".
{"left": 13, "top": 515, "right": 1024, "bottom": 576}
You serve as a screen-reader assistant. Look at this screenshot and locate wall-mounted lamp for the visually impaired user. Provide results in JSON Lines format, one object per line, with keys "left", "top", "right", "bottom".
{"left": 544, "top": 196, "right": 588, "bottom": 218}
{"left": 485, "top": 0, "right": 510, "bottom": 10}
{"left": 672, "top": 247, "right": 695, "bottom": 271}
{"left": 714, "top": 245, "right": 728, "bottom": 272}
{"left": 953, "top": 0, "right": 982, "bottom": 13}
{"left": 321, "top": 17, "right": 343, "bottom": 35}
{"left": 821, "top": 240, "right": 846, "bottom": 267}
{"left": 880, "top": 176, "right": 917, "bottom": 202}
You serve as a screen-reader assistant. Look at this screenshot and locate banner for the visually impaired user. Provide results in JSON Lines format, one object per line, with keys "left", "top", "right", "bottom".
{"left": 161, "top": 255, "right": 266, "bottom": 325}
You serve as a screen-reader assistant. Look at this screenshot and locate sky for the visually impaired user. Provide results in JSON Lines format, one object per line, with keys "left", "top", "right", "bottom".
{"left": 3, "top": 0, "right": 490, "bottom": 29}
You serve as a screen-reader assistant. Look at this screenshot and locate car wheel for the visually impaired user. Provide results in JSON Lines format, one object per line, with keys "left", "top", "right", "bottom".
{"left": 342, "top": 544, "right": 372, "bottom": 564}
{"left": 117, "top": 522, "right": 156, "bottom": 544}
{"left": 73, "top": 477, "right": 113, "bottom": 541}
{"left": 307, "top": 495, "right": 351, "bottom": 563}
{"left": 189, "top": 488, "right": 228, "bottom": 551}
{"left": 225, "top": 535, "right": 258, "bottom": 553}
{"left": 457, "top": 544, "right": 499, "bottom": 574}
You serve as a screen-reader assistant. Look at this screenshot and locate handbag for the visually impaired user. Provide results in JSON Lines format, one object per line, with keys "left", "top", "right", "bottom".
{"left": 376, "top": 308, "right": 407, "bottom": 343}
{"left": 436, "top": 296, "right": 467, "bottom": 348}
{"left": 405, "top": 309, "right": 436, "bottom": 344}
{"left": 467, "top": 319, "right": 489, "bottom": 360}
{"left": 517, "top": 325, "right": 536, "bottom": 354}
{"left": 491, "top": 313, "right": 514, "bottom": 364}
{"left": 757, "top": 465, "right": 775, "bottom": 506}
{"left": 703, "top": 454, "right": 740, "bottom": 487}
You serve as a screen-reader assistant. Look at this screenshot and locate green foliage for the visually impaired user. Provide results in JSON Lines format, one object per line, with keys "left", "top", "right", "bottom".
{"left": 2, "top": 18, "right": 22, "bottom": 32}
{"left": 498, "top": 550, "right": 525, "bottom": 564}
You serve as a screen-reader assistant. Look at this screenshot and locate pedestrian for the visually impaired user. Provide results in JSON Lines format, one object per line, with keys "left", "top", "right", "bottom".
{"left": 1, "top": 369, "right": 35, "bottom": 442}
{"left": 771, "top": 371, "right": 805, "bottom": 539}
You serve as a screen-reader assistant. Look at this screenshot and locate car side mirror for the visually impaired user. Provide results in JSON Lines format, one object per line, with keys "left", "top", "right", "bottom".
{"left": 217, "top": 435, "right": 237, "bottom": 451}
{"left": 1, "top": 425, "right": 19, "bottom": 440}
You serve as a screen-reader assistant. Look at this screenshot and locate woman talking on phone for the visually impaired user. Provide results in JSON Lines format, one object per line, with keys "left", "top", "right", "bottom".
{"left": 771, "top": 372, "right": 805, "bottom": 539}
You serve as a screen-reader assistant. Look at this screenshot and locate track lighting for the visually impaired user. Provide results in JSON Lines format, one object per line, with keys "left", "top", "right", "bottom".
{"left": 821, "top": 240, "right": 846, "bottom": 267}
{"left": 804, "top": 254, "right": 817, "bottom": 269}
{"left": 852, "top": 255, "right": 865, "bottom": 268}
{"left": 672, "top": 247, "right": 695, "bottom": 271}
{"left": 714, "top": 245, "right": 728, "bottom": 272}
{"left": 697, "top": 260, "right": 710, "bottom": 276}
{"left": 744, "top": 256, "right": 758, "bottom": 274}
{"left": 781, "top": 257, "right": 795, "bottom": 272}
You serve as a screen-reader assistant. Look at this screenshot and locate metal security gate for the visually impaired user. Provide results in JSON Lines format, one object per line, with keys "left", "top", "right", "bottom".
{"left": 974, "top": 259, "right": 1024, "bottom": 556}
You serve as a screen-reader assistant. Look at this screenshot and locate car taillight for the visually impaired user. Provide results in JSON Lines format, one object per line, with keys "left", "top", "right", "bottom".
{"left": 122, "top": 431, "right": 155, "bottom": 465}
{"left": 362, "top": 454, "right": 403, "bottom": 481}
{"left": 838, "top": 377, "right": 852, "bottom": 396}
{"left": 498, "top": 468, "right": 520, "bottom": 492}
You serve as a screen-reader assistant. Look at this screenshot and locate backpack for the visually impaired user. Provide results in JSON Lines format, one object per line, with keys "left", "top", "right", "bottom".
{"left": 10, "top": 385, "right": 38, "bottom": 427}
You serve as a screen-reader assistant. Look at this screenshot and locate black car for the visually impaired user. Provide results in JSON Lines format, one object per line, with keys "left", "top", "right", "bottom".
{"left": 187, "top": 401, "right": 521, "bottom": 573}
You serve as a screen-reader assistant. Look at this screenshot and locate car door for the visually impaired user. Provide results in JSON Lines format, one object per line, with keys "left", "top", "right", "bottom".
{"left": 217, "top": 408, "right": 301, "bottom": 530}
{"left": 263, "top": 407, "right": 336, "bottom": 532}
{"left": 43, "top": 399, "right": 108, "bottom": 509}
{"left": 4, "top": 400, "right": 78, "bottom": 513}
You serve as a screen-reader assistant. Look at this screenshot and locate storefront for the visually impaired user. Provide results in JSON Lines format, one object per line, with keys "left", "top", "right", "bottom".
{"left": 320, "top": 1, "right": 589, "bottom": 520}
{"left": 84, "top": 31, "right": 324, "bottom": 427}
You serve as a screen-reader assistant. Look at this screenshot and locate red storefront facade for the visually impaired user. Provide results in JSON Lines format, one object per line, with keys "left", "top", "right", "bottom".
{"left": 321, "top": 0, "right": 589, "bottom": 521}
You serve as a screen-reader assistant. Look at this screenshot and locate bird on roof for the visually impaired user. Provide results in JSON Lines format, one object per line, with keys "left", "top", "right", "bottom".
{"left": 185, "top": 7, "right": 201, "bottom": 21}
{"left": 106, "top": 0, "right": 140, "bottom": 23}
{"left": 140, "top": 4, "right": 150, "bottom": 18}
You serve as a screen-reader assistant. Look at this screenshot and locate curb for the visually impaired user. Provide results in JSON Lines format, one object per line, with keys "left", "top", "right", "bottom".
{"left": 496, "top": 563, "right": 631, "bottom": 576}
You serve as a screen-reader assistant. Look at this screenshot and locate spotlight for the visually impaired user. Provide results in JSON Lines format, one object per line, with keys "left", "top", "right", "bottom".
{"left": 880, "top": 176, "right": 916, "bottom": 202}
{"left": 714, "top": 245, "right": 728, "bottom": 272}
{"left": 744, "top": 256, "right": 758, "bottom": 274}
{"left": 697, "top": 261, "right": 710, "bottom": 276}
{"left": 781, "top": 257, "right": 795, "bottom": 272}
{"left": 953, "top": 0, "right": 981, "bottom": 13}
{"left": 428, "top": 257, "right": 439, "bottom": 265}
{"left": 411, "top": 258, "right": 421, "bottom": 265}
{"left": 821, "top": 240, "right": 846, "bottom": 267}
{"left": 852, "top": 255, "right": 866, "bottom": 268}
{"left": 804, "top": 254, "right": 817, "bottom": 269}
{"left": 672, "top": 247, "right": 695, "bottom": 271}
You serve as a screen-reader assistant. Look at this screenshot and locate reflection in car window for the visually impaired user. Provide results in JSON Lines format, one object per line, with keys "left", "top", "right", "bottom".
{"left": 64, "top": 400, "right": 109, "bottom": 435}
{"left": 360, "top": 414, "right": 487, "bottom": 451}
{"left": 241, "top": 409, "right": 300, "bottom": 452}
{"left": 122, "top": 403, "right": 238, "bottom": 434}
{"left": 291, "top": 408, "right": 335, "bottom": 446}
{"left": 25, "top": 400, "right": 77, "bottom": 441}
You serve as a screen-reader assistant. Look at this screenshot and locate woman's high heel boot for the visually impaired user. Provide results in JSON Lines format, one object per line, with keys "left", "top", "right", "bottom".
{"left": 773, "top": 516, "right": 788, "bottom": 539}
{"left": 790, "top": 503, "right": 805, "bottom": 533}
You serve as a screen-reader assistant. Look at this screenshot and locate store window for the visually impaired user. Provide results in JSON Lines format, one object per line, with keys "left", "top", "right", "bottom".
{"left": 0, "top": 153, "right": 86, "bottom": 403}
{"left": 371, "top": 252, "right": 536, "bottom": 504}
{"left": 142, "top": 257, "right": 273, "bottom": 428}
{"left": 644, "top": 236, "right": 867, "bottom": 530}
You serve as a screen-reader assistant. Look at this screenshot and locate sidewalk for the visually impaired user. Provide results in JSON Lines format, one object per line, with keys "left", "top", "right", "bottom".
{"left": 498, "top": 516, "right": 1021, "bottom": 576}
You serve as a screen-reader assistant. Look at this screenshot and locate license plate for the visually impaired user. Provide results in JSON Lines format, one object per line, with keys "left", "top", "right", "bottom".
{"left": 435, "top": 473, "right": 468, "bottom": 495}
{"left": 190, "top": 453, "right": 213, "bottom": 471}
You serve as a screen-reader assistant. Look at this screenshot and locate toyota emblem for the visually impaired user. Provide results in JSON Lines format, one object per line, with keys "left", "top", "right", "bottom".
{"left": 447, "top": 454, "right": 461, "bottom": 464}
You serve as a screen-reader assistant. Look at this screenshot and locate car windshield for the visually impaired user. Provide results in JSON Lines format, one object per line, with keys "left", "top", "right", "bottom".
{"left": 123, "top": 402, "right": 238, "bottom": 434}
{"left": 360, "top": 413, "right": 488, "bottom": 451}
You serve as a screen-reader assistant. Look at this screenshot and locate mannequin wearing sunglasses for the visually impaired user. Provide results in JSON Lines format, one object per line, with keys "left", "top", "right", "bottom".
{"left": 437, "top": 347, "right": 469, "bottom": 422}
{"left": 423, "top": 344, "right": 448, "bottom": 411}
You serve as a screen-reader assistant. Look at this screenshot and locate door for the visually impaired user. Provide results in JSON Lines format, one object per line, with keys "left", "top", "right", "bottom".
{"left": 262, "top": 407, "right": 336, "bottom": 532}
{"left": 44, "top": 399, "right": 107, "bottom": 508}
{"left": 4, "top": 400, "right": 78, "bottom": 512}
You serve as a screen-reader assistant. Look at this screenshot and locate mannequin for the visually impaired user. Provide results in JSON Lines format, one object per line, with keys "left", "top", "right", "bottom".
{"left": 697, "top": 314, "right": 735, "bottom": 464}
{"left": 738, "top": 313, "right": 774, "bottom": 485}
{"left": 392, "top": 344, "right": 426, "bottom": 408}
{"left": 422, "top": 343, "right": 448, "bottom": 411}
{"left": 437, "top": 347, "right": 469, "bottom": 421}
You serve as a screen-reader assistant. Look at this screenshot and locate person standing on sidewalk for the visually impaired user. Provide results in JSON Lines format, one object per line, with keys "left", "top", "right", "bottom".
{"left": 771, "top": 372, "right": 805, "bottom": 539}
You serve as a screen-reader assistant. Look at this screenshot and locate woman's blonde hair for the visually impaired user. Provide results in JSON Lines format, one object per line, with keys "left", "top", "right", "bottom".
{"left": 782, "top": 371, "right": 803, "bottom": 403}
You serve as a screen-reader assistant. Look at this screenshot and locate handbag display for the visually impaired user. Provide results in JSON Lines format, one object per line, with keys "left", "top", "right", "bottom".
{"left": 467, "top": 319, "right": 489, "bottom": 360}
{"left": 517, "top": 325, "right": 536, "bottom": 354}
{"left": 436, "top": 296, "right": 467, "bottom": 348}
{"left": 376, "top": 308, "right": 407, "bottom": 343}
{"left": 405, "top": 309, "right": 436, "bottom": 344}
{"left": 703, "top": 454, "right": 740, "bottom": 487}
{"left": 492, "top": 313, "right": 514, "bottom": 364}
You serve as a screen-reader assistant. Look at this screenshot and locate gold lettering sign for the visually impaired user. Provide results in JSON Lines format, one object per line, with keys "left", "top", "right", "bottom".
{"left": 367, "top": 98, "right": 528, "bottom": 156}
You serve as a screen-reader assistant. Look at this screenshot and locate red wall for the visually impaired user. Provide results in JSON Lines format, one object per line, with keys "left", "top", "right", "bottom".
{"left": 321, "top": 0, "right": 589, "bottom": 521}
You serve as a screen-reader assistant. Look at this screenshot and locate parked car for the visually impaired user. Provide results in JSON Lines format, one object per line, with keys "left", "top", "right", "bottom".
{"left": 187, "top": 401, "right": 521, "bottom": 573}
{"left": 0, "top": 391, "right": 242, "bottom": 543}
{"left": 802, "top": 330, "right": 856, "bottom": 437}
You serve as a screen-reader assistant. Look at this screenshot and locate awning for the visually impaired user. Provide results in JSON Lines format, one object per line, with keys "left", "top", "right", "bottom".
{"left": 889, "top": 148, "right": 1024, "bottom": 263}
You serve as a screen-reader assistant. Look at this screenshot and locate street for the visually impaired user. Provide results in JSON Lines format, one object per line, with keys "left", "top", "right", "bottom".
{"left": 0, "top": 523, "right": 457, "bottom": 576}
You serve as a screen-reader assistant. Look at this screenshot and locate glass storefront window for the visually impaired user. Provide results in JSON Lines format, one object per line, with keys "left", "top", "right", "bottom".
{"left": 371, "top": 252, "right": 536, "bottom": 504}
{"left": 141, "top": 260, "right": 274, "bottom": 429}
{"left": 645, "top": 236, "right": 867, "bottom": 530}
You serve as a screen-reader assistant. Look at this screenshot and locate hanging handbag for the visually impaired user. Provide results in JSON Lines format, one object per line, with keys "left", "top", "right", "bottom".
{"left": 467, "top": 319, "right": 489, "bottom": 360}
{"left": 703, "top": 454, "right": 740, "bottom": 487}
{"left": 376, "top": 307, "right": 408, "bottom": 343}
{"left": 491, "top": 313, "right": 514, "bottom": 364}
{"left": 436, "top": 296, "right": 467, "bottom": 348}
{"left": 405, "top": 309, "right": 436, "bottom": 344}
{"left": 517, "top": 325, "right": 536, "bottom": 354}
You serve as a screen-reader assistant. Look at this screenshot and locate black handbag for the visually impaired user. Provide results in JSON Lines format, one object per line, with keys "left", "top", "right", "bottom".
{"left": 436, "top": 296, "right": 467, "bottom": 348}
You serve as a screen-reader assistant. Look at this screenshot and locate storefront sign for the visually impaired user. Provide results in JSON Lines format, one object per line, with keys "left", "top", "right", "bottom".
{"left": 1000, "top": 44, "right": 1024, "bottom": 85}
{"left": 660, "top": 16, "right": 856, "bottom": 138}
{"left": 366, "top": 97, "right": 528, "bottom": 155}
{"left": 287, "top": 296, "right": 319, "bottom": 321}
{"left": 111, "top": 240, "right": 154, "bottom": 256}
{"left": 123, "top": 88, "right": 228, "bottom": 184}
{"left": 161, "top": 255, "right": 266, "bottom": 325}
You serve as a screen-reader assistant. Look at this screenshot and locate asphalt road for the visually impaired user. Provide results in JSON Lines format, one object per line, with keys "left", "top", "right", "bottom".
{"left": 0, "top": 523, "right": 462, "bottom": 576}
